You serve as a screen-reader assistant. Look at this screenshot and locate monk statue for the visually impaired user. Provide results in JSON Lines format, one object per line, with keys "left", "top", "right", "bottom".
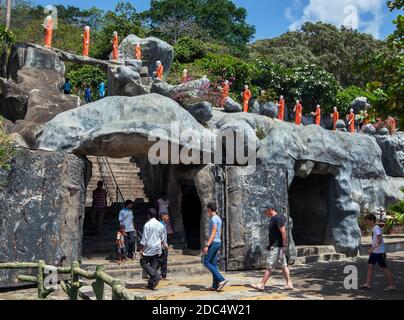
{"left": 311, "top": 105, "right": 321, "bottom": 126}
{"left": 135, "top": 43, "right": 142, "bottom": 60}
{"left": 331, "top": 107, "right": 339, "bottom": 131}
{"left": 182, "top": 69, "right": 189, "bottom": 83}
{"left": 347, "top": 108, "right": 356, "bottom": 133}
{"left": 112, "top": 31, "right": 119, "bottom": 61}
{"left": 155, "top": 61, "right": 164, "bottom": 80}
{"left": 277, "top": 95, "right": 285, "bottom": 121}
{"left": 242, "top": 85, "right": 251, "bottom": 113}
{"left": 82, "top": 26, "right": 90, "bottom": 57}
{"left": 43, "top": 15, "right": 53, "bottom": 48}
{"left": 221, "top": 80, "right": 230, "bottom": 108}
{"left": 294, "top": 100, "right": 303, "bottom": 125}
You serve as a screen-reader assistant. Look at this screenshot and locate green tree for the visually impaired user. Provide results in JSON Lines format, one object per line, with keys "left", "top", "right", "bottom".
{"left": 250, "top": 22, "right": 385, "bottom": 88}
{"left": 66, "top": 64, "right": 107, "bottom": 100}
{"left": 145, "top": 0, "right": 255, "bottom": 48}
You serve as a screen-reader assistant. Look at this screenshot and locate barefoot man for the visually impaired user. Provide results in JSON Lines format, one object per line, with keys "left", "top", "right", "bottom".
{"left": 252, "top": 202, "right": 294, "bottom": 292}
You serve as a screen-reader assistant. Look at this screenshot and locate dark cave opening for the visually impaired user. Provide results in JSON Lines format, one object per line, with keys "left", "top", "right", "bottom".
{"left": 289, "top": 174, "right": 333, "bottom": 245}
{"left": 181, "top": 185, "right": 202, "bottom": 250}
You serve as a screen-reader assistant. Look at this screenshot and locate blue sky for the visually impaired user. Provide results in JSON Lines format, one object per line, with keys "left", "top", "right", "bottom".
{"left": 32, "top": 0, "right": 399, "bottom": 41}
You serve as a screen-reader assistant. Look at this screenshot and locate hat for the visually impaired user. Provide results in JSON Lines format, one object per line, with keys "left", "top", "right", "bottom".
{"left": 262, "top": 201, "right": 275, "bottom": 213}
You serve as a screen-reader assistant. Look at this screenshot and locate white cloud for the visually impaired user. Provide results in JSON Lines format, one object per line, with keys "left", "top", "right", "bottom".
{"left": 285, "top": 0, "right": 385, "bottom": 38}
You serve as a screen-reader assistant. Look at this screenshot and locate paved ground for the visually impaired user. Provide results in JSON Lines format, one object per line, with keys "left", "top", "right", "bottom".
{"left": 122, "top": 252, "right": 404, "bottom": 300}
{"left": 1, "top": 252, "right": 403, "bottom": 300}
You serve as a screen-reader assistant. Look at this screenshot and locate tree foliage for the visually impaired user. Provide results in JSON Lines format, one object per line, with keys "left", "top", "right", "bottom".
{"left": 250, "top": 22, "right": 385, "bottom": 88}
{"left": 0, "top": 117, "right": 15, "bottom": 170}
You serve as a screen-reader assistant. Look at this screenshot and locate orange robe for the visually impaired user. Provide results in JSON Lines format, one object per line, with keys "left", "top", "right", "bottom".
{"left": 44, "top": 17, "right": 53, "bottom": 48}
{"left": 243, "top": 89, "right": 251, "bottom": 113}
{"left": 112, "top": 34, "right": 119, "bottom": 60}
{"left": 221, "top": 83, "right": 229, "bottom": 108}
{"left": 135, "top": 46, "right": 142, "bottom": 60}
{"left": 295, "top": 103, "right": 302, "bottom": 125}
{"left": 156, "top": 64, "right": 164, "bottom": 80}
{"left": 332, "top": 112, "right": 339, "bottom": 130}
{"left": 278, "top": 99, "right": 285, "bottom": 121}
{"left": 314, "top": 108, "right": 321, "bottom": 126}
{"left": 82, "top": 28, "right": 90, "bottom": 57}
{"left": 348, "top": 112, "right": 355, "bottom": 133}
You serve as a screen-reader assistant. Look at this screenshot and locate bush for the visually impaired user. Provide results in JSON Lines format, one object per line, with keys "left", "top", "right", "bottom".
{"left": 66, "top": 64, "right": 107, "bottom": 99}
{"left": 174, "top": 36, "right": 206, "bottom": 63}
{"left": 0, "top": 117, "right": 15, "bottom": 170}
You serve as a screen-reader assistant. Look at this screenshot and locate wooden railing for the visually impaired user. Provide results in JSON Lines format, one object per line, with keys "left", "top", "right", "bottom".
{"left": 0, "top": 260, "right": 145, "bottom": 300}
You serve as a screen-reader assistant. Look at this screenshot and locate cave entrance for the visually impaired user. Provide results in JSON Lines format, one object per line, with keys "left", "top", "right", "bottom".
{"left": 289, "top": 173, "right": 333, "bottom": 245}
{"left": 181, "top": 185, "right": 202, "bottom": 250}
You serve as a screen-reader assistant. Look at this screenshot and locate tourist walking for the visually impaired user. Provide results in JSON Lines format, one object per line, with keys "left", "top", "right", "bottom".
{"left": 252, "top": 201, "right": 294, "bottom": 292}
{"left": 91, "top": 181, "right": 107, "bottom": 236}
{"left": 360, "top": 213, "right": 396, "bottom": 291}
{"left": 158, "top": 212, "right": 170, "bottom": 279}
{"left": 140, "top": 208, "right": 165, "bottom": 290}
{"left": 203, "top": 202, "right": 228, "bottom": 292}
{"left": 119, "top": 200, "right": 136, "bottom": 260}
{"left": 157, "top": 192, "right": 174, "bottom": 243}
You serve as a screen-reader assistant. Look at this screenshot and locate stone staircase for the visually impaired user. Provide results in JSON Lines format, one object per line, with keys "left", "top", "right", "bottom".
{"left": 293, "top": 245, "right": 346, "bottom": 265}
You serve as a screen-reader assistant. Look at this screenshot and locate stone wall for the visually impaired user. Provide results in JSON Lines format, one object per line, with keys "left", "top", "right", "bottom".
{"left": 0, "top": 149, "right": 89, "bottom": 288}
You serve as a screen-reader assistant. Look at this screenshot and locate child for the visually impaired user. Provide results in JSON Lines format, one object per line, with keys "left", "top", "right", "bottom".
{"left": 116, "top": 225, "right": 126, "bottom": 265}
{"left": 360, "top": 214, "right": 396, "bottom": 291}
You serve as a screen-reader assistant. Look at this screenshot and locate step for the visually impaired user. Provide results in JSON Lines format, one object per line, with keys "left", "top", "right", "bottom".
{"left": 293, "top": 253, "right": 346, "bottom": 265}
{"left": 82, "top": 255, "right": 201, "bottom": 271}
{"left": 296, "top": 245, "right": 336, "bottom": 257}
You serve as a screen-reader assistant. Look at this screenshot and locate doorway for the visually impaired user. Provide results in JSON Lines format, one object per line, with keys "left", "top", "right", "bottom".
{"left": 181, "top": 185, "right": 202, "bottom": 250}
{"left": 289, "top": 174, "right": 332, "bottom": 245}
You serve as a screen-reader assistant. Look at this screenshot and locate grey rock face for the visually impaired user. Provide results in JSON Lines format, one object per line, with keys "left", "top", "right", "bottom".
{"left": 223, "top": 97, "right": 243, "bottom": 113}
{"left": 37, "top": 94, "right": 216, "bottom": 158}
{"left": 377, "top": 127, "right": 390, "bottom": 136}
{"left": 375, "top": 132, "right": 404, "bottom": 177}
{"left": 259, "top": 101, "right": 278, "bottom": 118}
{"left": 187, "top": 102, "right": 213, "bottom": 124}
{"left": 0, "top": 148, "right": 87, "bottom": 288}
{"left": 7, "top": 43, "right": 65, "bottom": 81}
{"left": 151, "top": 77, "right": 211, "bottom": 107}
{"left": 249, "top": 99, "right": 261, "bottom": 114}
{"left": 117, "top": 35, "right": 174, "bottom": 77}
{"left": 254, "top": 121, "right": 394, "bottom": 256}
{"left": 363, "top": 124, "right": 376, "bottom": 136}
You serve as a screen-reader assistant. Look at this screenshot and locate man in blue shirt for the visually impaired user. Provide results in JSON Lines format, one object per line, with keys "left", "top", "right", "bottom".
{"left": 98, "top": 81, "right": 105, "bottom": 99}
{"left": 63, "top": 78, "right": 71, "bottom": 94}
{"left": 202, "top": 202, "right": 228, "bottom": 292}
{"left": 118, "top": 200, "right": 135, "bottom": 260}
{"left": 84, "top": 84, "right": 92, "bottom": 103}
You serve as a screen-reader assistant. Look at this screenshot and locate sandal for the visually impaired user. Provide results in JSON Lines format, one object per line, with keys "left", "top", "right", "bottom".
{"left": 359, "top": 285, "right": 371, "bottom": 290}
{"left": 251, "top": 284, "right": 265, "bottom": 292}
{"left": 283, "top": 285, "right": 294, "bottom": 291}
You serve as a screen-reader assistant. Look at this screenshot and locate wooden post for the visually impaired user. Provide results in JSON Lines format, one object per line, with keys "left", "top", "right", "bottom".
{"left": 69, "top": 261, "right": 80, "bottom": 300}
{"left": 111, "top": 279, "right": 124, "bottom": 300}
{"left": 37, "top": 260, "right": 47, "bottom": 299}
{"left": 92, "top": 265, "right": 105, "bottom": 300}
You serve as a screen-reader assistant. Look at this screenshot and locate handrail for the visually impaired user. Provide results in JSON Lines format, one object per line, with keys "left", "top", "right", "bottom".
{"left": 97, "top": 156, "right": 125, "bottom": 205}
{"left": 0, "top": 260, "right": 145, "bottom": 300}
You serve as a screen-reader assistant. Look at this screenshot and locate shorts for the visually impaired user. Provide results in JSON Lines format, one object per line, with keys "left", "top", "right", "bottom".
{"left": 116, "top": 245, "right": 126, "bottom": 258}
{"left": 266, "top": 247, "right": 287, "bottom": 270}
{"left": 368, "top": 253, "right": 388, "bottom": 268}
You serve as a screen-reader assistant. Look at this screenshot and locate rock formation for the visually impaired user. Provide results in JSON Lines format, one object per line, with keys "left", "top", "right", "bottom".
{"left": 0, "top": 149, "right": 88, "bottom": 288}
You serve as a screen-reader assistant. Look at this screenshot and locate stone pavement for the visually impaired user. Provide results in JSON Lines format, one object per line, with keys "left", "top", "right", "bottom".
{"left": 1, "top": 252, "right": 403, "bottom": 300}
{"left": 122, "top": 252, "right": 404, "bottom": 300}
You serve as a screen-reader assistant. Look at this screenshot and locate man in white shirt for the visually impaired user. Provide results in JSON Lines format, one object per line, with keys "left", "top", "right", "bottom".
{"left": 360, "top": 214, "right": 396, "bottom": 291}
{"left": 157, "top": 192, "right": 174, "bottom": 242}
{"left": 118, "top": 200, "right": 135, "bottom": 260}
{"left": 140, "top": 208, "right": 165, "bottom": 290}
